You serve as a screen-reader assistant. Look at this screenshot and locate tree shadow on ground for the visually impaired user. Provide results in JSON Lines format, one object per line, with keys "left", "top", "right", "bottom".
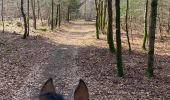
{"left": 0, "top": 31, "right": 170, "bottom": 99}
{"left": 76, "top": 46, "right": 170, "bottom": 99}
{"left": 0, "top": 31, "right": 68, "bottom": 100}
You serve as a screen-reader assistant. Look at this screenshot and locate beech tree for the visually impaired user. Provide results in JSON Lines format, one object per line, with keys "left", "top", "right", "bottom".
{"left": 107, "top": 0, "right": 115, "bottom": 53}
{"left": 21, "top": 0, "right": 28, "bottom": 39}
{"left": 1, "top": 0, "right": 4, "bottom": 33}
{"left": 115, "top": 0, "right": 123, "bottom": 77}
{"left": 125, "top": 0, "right": 131, "bottom": 52}
{"left": 31, "top": 0, "right": 36, "bottom": 29}
{"left": 147, "top": 0, "right": 158, "bottom": 77}
{"left": 51, "top": 0, "right": 54, "bottom": 30}
{"left": 27, "top": 0, "right": 30, "bottom": 36}
{"left": 142, "top": 0, "right": 149, "bottom": 50}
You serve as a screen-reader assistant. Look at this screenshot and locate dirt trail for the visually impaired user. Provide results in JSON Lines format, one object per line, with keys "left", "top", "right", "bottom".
{"left": 1, "top": 21, "right": 170, "bottom": 100}
{"left": 12, "top": 22, "right": 96, "bottom": 100}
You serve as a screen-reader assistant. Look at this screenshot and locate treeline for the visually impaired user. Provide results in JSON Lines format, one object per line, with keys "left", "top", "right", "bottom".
{"left": 95, "top": 0, "right": 162, "bottom": 77}
{"left": 0, "top": 0, "right": 87, "bottom": 39}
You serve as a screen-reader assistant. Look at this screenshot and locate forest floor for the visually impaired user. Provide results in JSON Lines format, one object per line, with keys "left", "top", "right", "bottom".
{"left": 0, "top": 20, "right": 170, "bottom": 100}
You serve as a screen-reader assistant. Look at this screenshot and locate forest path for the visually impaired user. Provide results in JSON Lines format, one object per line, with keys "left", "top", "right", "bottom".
{"left": 12, "top": 21, "right": 96, "bottom": 100}
{"left": 2, "top": 21, "right": 169, "bottom": 100}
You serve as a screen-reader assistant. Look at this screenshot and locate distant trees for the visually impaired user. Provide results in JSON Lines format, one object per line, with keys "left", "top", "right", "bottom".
{"left": 147, "top": 0, "right": 158, "bottom": 77}
{"left": 95, "top": 0, "right": 108, "bottom": 39}
{"left": 21, "top": 0, "right": 28, "bottom": 39}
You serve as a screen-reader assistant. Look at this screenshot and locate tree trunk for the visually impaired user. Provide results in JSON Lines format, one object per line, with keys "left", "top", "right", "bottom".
{"left": 158, "top": 15, "right": 163, "bottom": 40}
{"left": 58, "top": 4, "right": 61, "bottom": 28}
{"left": 67, "top": 6, "right": 70, "bottom": 22}
{"left": 51, "top": 0, "right": 54, "bottom": 30}
{"left": 98, "top": 0, "right": 101, "bottom": 30}
{"left": 168, "top": 8, "right": 170, "bottom": 35}
{"left": 96, "top": 16, "right": 99, "bottom": 39}
{"left": 27, "top": 0, "right": 30, "bottom": 36}
{"left": 21, "top": 0, "right": 28, "bottom": 39}
{"left": 115, "top": 0, "right": 123, "bottom": 77}
{"left": 55, "top": 5, "right": 59, "bottom": 27}
{"left": 103, "top": 0, "right": 107, "bottom": 30}
{"left": 142, "top": 0, "right": 149, "bottom": 50}
{"left": 95, "top": 0, "right": 99, "bottom": 39}
{"left": 125, "top": 0, "right": 131, "bottom": 52}
{"left": 37, "top": 0, "right": 40, "bottom": 20}
{"left": 84, "top": 0, "right": 87, "bottom": 20}
{"left": 1, "top": 0, "right": 4, "bottom": 33}
{"left": 31, "top": 0, "right": 36, "bottom": 29}
{"left": 100, "top": 1, "right": 103, "bottom": 30}
{"left": 147, "top": 0, "right": 158, "bottom": 77}
{"left": 37, "top": 0, "right": 43, "bottom": 25}
{"left": 107, "top": 0, "right": 115, "bottom": 53}
{"left": 17, "top": 0, "right": 22, "bottom": 20}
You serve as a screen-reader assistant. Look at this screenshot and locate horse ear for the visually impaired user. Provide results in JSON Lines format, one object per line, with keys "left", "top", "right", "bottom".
{"left": 40, "top": 78, "right": 56, "bottom": 95}
{"left": 74, "top": 79, "right": 89, "bottom": 100}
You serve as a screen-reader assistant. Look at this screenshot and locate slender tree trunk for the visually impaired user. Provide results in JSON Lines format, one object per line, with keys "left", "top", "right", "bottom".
{"left": 100, "top": 1, "right": 103, "bottom": 30}
{"left": 147, "top": 0, "right": 158, "bottom": 77}
{"left": 67, "top": 6, "right": 70, "bottom": 22}
{"left": 125, "top": 0, "right": 131, "bottom": 52}
{"left": 1, "top": 0, "right": 4, "bottom": 33}
{"left": 168, "top": 8, "right": 170, "bottom": 35}
{"left": 84, "top": 0, "right": 87, "bottom": 20}
{"left": 55, "top": 5, "right": 59, "bottom": 27}
{"left": 107, "top": 0, "right": 115, "bottom": 53}
{"left": 17, "top": 0, "right": 22, "bottom": 20}
{"left": 158, "top": 15, "right": 163, "bottom": 40}
{"left": 37, "top": 0, "right": 43, "bottom": 25}
{"left": 58, "top": 4, "right": 61, "bottom": 28}
{"left": 27, "top": 0, "right": 30, "bottom": 36}
{"left": 51, "top": 0, "right": 54, "bottom": 30}
{"left": 96, "top": 16, "right": 99, "bottom": 39}
{"left": 98, "top": 0, "right": 101, "bottom": 30}
{"left": 142, "top": 0, "right": 149, "bottom": 50}
{"left": 103, "top": 0, "right": 107, "bottom": 30}
{"left": 31, "top": 0, "right": 36, "bottom": 29}
{"left": 115, "top": 0, "right": 123, "bottom": 77}
{"left": 21, "top": 0, "right": 28, "bottom": 39}
{"left": 95, "top": 0, "right": 99, "bottom": 39}
{"left": 37, "top": 0, "right": 40, "bottom": 20}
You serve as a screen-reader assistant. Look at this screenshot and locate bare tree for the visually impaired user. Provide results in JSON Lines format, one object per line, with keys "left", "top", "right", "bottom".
{"left": 147, "top": 0, "right": 158, "bottom": 77}
{"left": 115, "top": 0, "right": 123, "bottom": 77}
{"left": 31, "top": 0, "right": 36, "bottom": 29}
{"left": 125, "top": 0, "right": 131, "bottom": 52}
{"left": 21, "top": 0, "right": 28, "bottom": 39}
{"left": 1, "top": 0, "right": 4, "bottom": 33}
{"left": 142, "top": 0, "right": 149, "bottom": 50}
{"left": 107, "top": 0, "right": 115, "bottom": 53}
{"left": 51, "top": 0, "right": 54, "bottom": 30}
{"left": 27, "top": 0, "right": 30, "bottom": 36}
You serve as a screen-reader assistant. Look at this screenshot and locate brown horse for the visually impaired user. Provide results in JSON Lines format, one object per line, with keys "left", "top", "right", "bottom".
{"left": 39, "top": 78, "right": 89, "bottom": 100}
